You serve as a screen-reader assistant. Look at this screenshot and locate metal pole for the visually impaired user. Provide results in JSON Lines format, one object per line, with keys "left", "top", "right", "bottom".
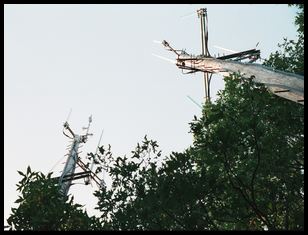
{"left": 59, "top": 117, "right": 93, "bottom": 197}
{"left": 59, "top": 136, "right": 80, "bottom": 196}
{"left": 182, "top": 56, "right": 304, "bottom": 104}
{"left": 203, "top": 9, "right": 210, "bottom": 57}
{"left": 199, "top": 9, "right": 205, "bottom": 56}
{"left": 198, "top": 8, "right": 211, "bottom": 102}
{"left": 204, "top": 72, "right": 210, "bottom": 102}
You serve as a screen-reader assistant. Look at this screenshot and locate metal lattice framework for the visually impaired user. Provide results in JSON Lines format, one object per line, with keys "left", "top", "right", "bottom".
{"left": 57, "top": 116, "right": 105, "bottom": 197}
{"left": 158, "top": 8, "right": 304, "bottom": 105}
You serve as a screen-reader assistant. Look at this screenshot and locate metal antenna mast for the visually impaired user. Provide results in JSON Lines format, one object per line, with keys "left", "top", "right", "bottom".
{"left": 58, "top": 115, "right": 104, "bottom": 197}
{"left": 155, "top": 8, "right": 304, "bottom": 105}
{"left": 197, "top": 8, "right": 212, "bottom": 103}
{"left": 59, "top": 117, "right": 91, "bottom": 196}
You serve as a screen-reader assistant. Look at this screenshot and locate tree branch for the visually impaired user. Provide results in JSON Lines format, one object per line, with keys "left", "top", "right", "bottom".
{"left": 221, "top": 150, "right": 272, "bottom": 229}
{"left": 161, "top": 207, "right": 188, "bottom": 230}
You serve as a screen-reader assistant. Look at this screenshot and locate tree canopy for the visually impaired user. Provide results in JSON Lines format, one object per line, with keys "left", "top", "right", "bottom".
{"left": 263, "top": 4, "right": 304, "bottom": 75}
{"left": 91, "top": 73, "right": 303, "bottom": 230}
{"left": 7, "top": 4, "right": 304, "bottom": 231}
{"left": 6, "top": 166, "right": 102, "bottom": 230}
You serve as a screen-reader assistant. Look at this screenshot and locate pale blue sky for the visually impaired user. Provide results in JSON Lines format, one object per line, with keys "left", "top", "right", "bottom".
{"left": 4, "top": 4, "right": 299, "bottom": 223}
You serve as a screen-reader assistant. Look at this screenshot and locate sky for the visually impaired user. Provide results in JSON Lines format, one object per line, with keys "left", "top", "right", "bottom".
{"left": 4, "top": 4, "right": 299, "bottom": 224}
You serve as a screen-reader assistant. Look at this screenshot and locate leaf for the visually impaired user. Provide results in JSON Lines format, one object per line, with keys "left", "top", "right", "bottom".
{"left": 7, "top": 218, "right": 12, "bottom": 226}
{"left": 14, "top": 197, "right": 23, "bottom": 204}
{"left": 99, "top": 146, "right": 105, "bottom": 155}
{"left": 47, "top": 172, "right": 53, "bottom": 179}
{"left": 27, "top": 166, "right": 31, "bottom": 175}
{"left": 17, "top": 170, "right": 25, "bottom": 176}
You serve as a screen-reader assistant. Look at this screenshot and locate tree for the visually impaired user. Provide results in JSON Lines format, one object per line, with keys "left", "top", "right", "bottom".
{"left": 6, "top": 166, "right": 103, "bottom": 231}
{"left": 263, "top": 4, "right": 304, "bottom": 75}
{"left": 7, "top": 5, "right": 304, "bottom": 231}
{"left": 92, "top": 73, "right": 303, "bottom": 230}
{"left": 92, "top": 5, "right": 304, "bottom": 230}
{"left": 189, "top": 75, "right": 303, "bottom": 230}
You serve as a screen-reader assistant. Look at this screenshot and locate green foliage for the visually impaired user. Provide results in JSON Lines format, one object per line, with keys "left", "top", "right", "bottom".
{"left": 190, "top": 75, "right": 304, "bottom": 230}
{"left": 92, "top": 7, "right": 305, "bottom": 227}
{"left": 263, "top": 4, "right": 304, "bottom": 75}
{"left": 7, "top": 167, "right": 103, "bottom": 231}
{"left": 7, "top": 4, "right": 304, "bottom": 231}
{"left": 92, "top": 74, "right": 303, "bottom": 230}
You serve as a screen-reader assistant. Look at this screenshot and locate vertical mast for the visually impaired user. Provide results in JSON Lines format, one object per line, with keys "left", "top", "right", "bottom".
{"left": 197, "top": 8, "right": 211, "bottom": 103}
{"left": 59, "top": 116, "right": 92, "bottom": 196}
{"left": 59, "top": 131, "right": 81, "bottom": 196}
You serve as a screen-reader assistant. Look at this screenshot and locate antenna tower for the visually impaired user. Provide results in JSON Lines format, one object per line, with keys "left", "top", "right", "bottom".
{"left": 197, "top": 8, "right": 212, "bottom": 103}
{"left": 57, "top": 115, "right": 104, "bottom": 197}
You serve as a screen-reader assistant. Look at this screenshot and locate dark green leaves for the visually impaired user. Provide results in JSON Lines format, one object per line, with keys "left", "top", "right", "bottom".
{"left": 7, "top": 168, "right": 103, "bottom": 231}
{"left": 27, "top": 166, "right": 31, "bottom": 175}
{"left": 17, "top": 170, "right": 25, "bottom": 176}
{"left": 263, "top": 5, "right": 304, "bottom": 75}
{"left": 7, "top": 5, "right": 303, "bottom": 231}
